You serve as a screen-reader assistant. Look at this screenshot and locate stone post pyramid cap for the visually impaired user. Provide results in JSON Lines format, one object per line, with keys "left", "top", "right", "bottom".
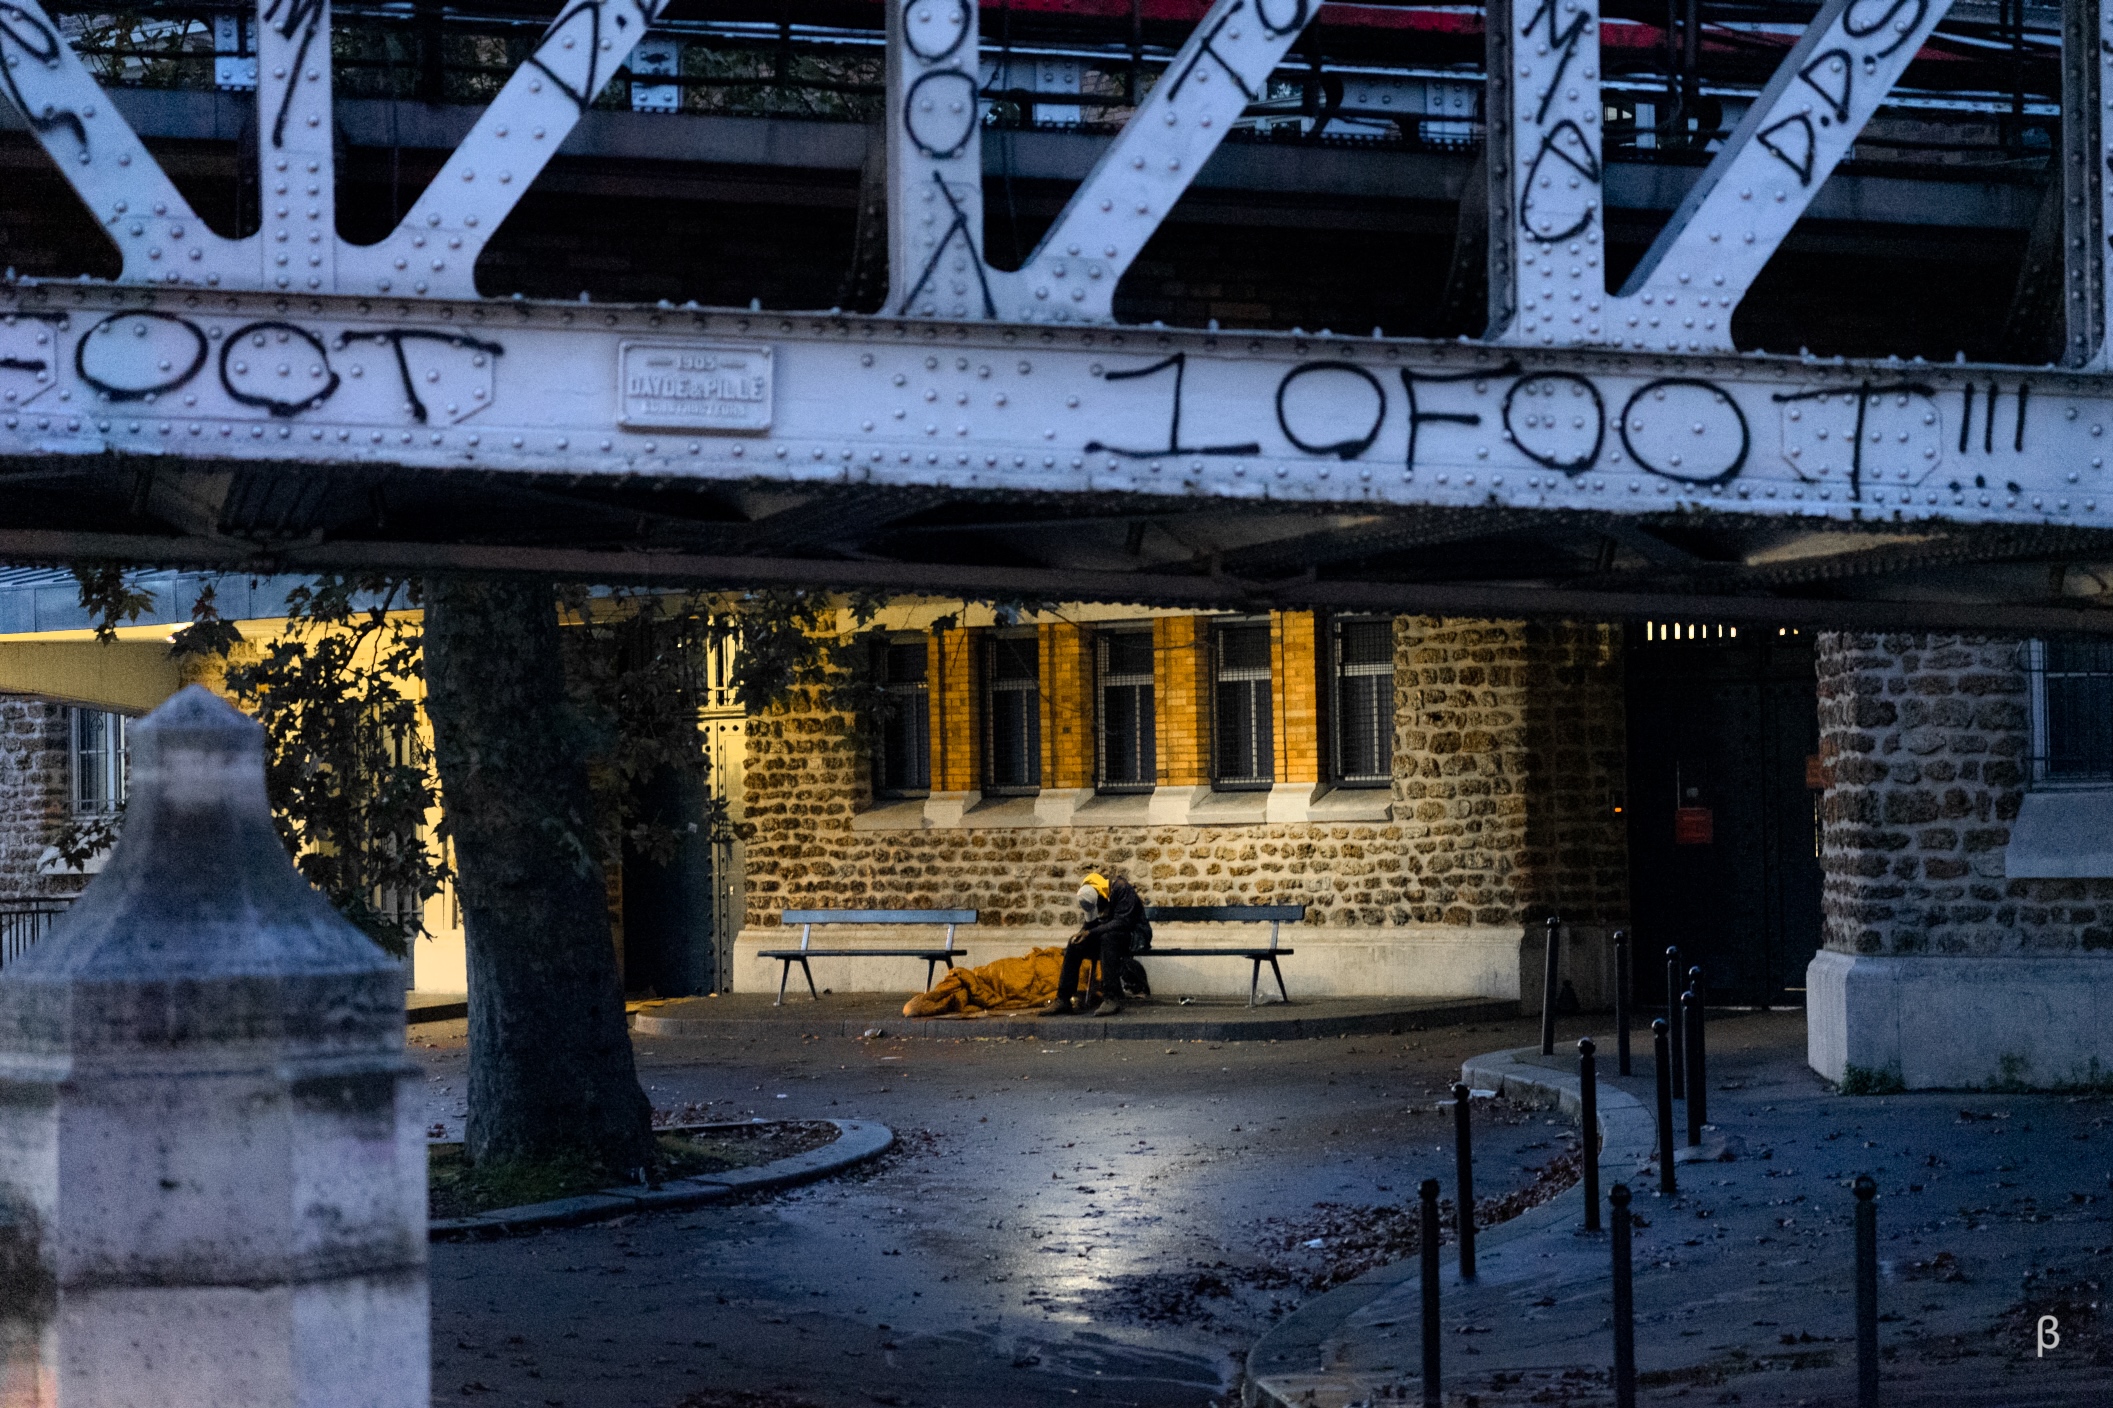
{"left": 0, "top": 686, "right": 401, "bottom": 1050}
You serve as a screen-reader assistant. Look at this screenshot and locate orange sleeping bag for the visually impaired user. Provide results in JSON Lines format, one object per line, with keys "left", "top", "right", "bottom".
{"left": 902, "top": 946, "right": 1096, "bottom": 1018}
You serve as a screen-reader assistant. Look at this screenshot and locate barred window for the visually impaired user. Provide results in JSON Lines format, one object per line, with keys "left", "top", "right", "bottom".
{"left": 71, "top": 709, "right": 128, "bottom": 815}
{"left": 2029, "top": 638, "right": 2113, "bottom": 783}
{"left": 1097, "top": 631, "right": 1156, "bottom": 792}
{"left": 1332, "top": 617, "right": 1395, "bottom": 786}
{"left": 985, "top": 632, "right": 1042, "bottom": 794}
{"left": 876, "top": 638, "right": 931, "bottom": 797}
{"left": 1213, "top": 621, "right": 1274, "bottom": 789}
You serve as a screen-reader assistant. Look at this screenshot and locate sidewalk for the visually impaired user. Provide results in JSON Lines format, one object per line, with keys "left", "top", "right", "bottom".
{"left": 630, "top": 991, "right": 1518, "bottom": 1042}
{"left": 1246, "top": 1009, "right": 2111, "bottom": 1406}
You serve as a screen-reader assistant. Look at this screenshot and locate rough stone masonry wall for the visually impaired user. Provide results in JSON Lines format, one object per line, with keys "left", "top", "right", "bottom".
{"left": 740, "top": 617, "right": 1628, "bottom": 931}
{"left": 1817, "top": 631, "right": 2113, "bottom": 955}
{"left": 0, "top": 695, "right": 78, "bottom": 898}
{"left": 1397, "top": 617, "right": 1629, "bottom": 926}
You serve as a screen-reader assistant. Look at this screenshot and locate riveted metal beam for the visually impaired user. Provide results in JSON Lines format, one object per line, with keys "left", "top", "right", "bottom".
{"left": 1486, "top": 0, "right": 1610, "bottom": 346}
{"left": 1610, "top": 0, "right": 1958, "bottom": 351}
{"left": 2066, "top": 0, "right": 2112, "bottom": 367}
{"left": 11, "top": 284, "right": 2113, "bottom": 531}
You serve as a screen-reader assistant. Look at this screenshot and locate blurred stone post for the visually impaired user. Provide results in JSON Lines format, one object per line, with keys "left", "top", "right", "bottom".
{"left": 0, "top": 686, "right": 428, "bottom": 1406}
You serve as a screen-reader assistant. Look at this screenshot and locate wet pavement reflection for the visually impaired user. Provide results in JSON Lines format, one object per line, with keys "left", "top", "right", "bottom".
{"left": 415, "top": 1013, "right": 1571, "bottom": 1408}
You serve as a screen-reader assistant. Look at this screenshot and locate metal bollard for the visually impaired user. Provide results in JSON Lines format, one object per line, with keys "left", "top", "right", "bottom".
{"left": 1579, "top": 1038, "right": 1601, "bottom": 1231}
{"left": 1613, "top": 928, "right": 1632, "bottom": 1076}
{"left": 1609, "top": 1183, "right": 1637, "bottom": 1408}
{"left": 1420, "top": 1177, "right": 1442, "bottom": 1408}
{"left": 1665, "top": 945, "right": 1685, "bottom": 1099}
{"left": 1682, "top": 990, "right": 1704, "bottom": 1149}
{"left": 1452, "top": 1081, "right": 1477, "bottom": 1280}
{"left": 1687, "top": 964, "right": 1709, "bottom": 1128}
{"left": 1652, "top": 1018, "right": 1677, "bottom": 1196}
{"left": 1855, "top": 1174, "right": 1879, "bottom": 1408}
{"left": 1541, "top": 914, "right": 1561, "bottom": 1056}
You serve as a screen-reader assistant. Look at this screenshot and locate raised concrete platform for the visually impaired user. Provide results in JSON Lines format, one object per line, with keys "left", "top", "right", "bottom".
{"left": 629, "top": 992, "right": 1520, "bottom": 1042}
{"left": 1808, "top": 949, "right": 2113, "bottom": 1089}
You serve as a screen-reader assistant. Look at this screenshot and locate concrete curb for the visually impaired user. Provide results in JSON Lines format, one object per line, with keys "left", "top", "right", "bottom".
{"left": 427, "top": 1118, "right": 894, "bottom": 1239}
{"left": 1242, "top": 1044, "right": 1657, "bottom": 1408}
{"left": 632, "top": 998, "right": 1521, "bottom": 1043}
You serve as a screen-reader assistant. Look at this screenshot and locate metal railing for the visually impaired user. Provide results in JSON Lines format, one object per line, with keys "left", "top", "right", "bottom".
{"left": 18, "top": 1, "right": 2070, "bottom": 174}
{"left": 0, "top": 896, "right": 78, "bottom": 971}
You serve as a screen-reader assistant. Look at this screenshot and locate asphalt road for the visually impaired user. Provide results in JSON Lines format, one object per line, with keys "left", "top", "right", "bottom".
{"left": 413, "top": 1010, "right": 1579, "bottom": 1408}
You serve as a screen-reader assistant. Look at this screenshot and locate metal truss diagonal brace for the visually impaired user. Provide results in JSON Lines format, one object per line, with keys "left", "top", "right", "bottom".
{"left": 987, "top": 0, "right": 1322, "bottom": 324}
{"left": 336, "top": 0, "right": 670, "bottom": 299}
{"left": 1486, "top": 0, "right": 1610, "bottom": 347}
{"left": 2066, "top": 0, "right": 2111, "bottom": 368}
{"left": 0, "top": 0, "right": 246, "bottom": 283}
{"left": 0, "top": 0, "right": 664, "bottom": 297}
{"left": 882, "top": 0, "right": 1322, "bottom": 323}
{"left": 1611, "top": 0, "right": 1956, "bottom": 353}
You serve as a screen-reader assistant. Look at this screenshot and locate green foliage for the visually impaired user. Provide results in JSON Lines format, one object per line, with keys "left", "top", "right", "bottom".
{"left": 719, "top": 587, "right": 1053, "bottom": 730}
{"left": 69, "top": 565, "right": 154, "bottom": 643}
{"left": 721, "top": 587, "right": 888, "bottom": 718}
{"left": 168, "top": 579, "right": 245, "bottom": 661}
{"left": 556, "top": 585, "right": 735, "bottom": 866}
{"left": 1838, "top": 1063, "right": 1906, "bottom": 1096}
{"left": 56, "top": 570, "right": 1032, "bottom": 948}
{"left": 44, "top": 808, "right": 121, "bottom": 876}
{"left": 223, "top": 577, "right": 446, "bottom": 957}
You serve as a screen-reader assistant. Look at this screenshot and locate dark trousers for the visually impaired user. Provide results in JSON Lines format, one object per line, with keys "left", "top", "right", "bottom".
{"left": 1056, "top": 930, "right": 1127, "bottom": 1007}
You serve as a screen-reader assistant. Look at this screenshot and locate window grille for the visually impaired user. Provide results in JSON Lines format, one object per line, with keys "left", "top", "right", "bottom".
{"left": 700, "top": 619, "right": 740, "bottom": 715}
{"left": 1332, "top": 617, "right": 1394, "bottom": 786}
{"left": 1213, "top": 621, "right": 1274, "bottom": 789}
{"left": 984, "top": 632, "right": 1042, "bottom": 794}
{"left": 875, "top": 638, "right": 931, "bottom": 797}
{"left": 71, "top": 709, "right": 127, "bottom": 815}
{"left": 2028, "top": 638, "right": 2113, "bottom": 784}
{"left": 1096, "top": 631, "right": 1156, "bottom": 792}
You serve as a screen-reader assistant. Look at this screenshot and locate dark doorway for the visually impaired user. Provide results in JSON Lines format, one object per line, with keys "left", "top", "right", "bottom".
{"left": 1625, "top": 624, "right": 1823, "bottom": 1007}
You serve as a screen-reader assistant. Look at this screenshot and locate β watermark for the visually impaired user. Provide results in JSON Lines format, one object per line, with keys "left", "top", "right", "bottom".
{"left": 2036, "top": 1315, "right": 2060, "bottom": 1357}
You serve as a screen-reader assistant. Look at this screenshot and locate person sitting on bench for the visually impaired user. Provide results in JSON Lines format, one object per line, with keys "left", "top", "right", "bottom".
{"left": 1043, "top": 870, "right": 1147, "bottom": 1017}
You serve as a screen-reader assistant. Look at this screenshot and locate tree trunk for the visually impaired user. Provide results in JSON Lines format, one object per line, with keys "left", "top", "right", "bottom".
{"left": 422, "top": 574, "right": 654, "bottom": 1171}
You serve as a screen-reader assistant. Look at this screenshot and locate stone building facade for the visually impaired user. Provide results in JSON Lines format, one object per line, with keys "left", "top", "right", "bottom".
{"left": 0, "top": 696, "right": 76, "bottom": 899}
{"left": 735, "top": 608, "right": 1628, "bottom": 1000}
{"left": 1809, "top": 632, "right": 2113, "bottom": 1087}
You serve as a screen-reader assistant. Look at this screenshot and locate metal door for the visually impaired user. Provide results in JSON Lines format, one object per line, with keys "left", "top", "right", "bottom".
{"left": 1625, "top": 624, "right": 1822, "bottom": 1006}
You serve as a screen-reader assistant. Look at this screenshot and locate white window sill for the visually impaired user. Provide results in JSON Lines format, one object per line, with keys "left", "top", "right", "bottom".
{"left": 848, "top": 784, "right": 1394, "bottom": 831}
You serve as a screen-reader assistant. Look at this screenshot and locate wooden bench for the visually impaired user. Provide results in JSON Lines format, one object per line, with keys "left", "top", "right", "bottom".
{"left": 1138, "top": 904, "right": 1305, "bottom": 1007}
{"left": 758, "top": 909, "right": 976, "bottom": 1005}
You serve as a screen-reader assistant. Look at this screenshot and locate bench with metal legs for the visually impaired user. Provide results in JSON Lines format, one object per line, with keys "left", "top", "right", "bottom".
{"left": 1135, "top": 904, "right": 1305, "bottom": 1007}
{"left": 756, "top": 908, "right": 977, "bottom": 1005}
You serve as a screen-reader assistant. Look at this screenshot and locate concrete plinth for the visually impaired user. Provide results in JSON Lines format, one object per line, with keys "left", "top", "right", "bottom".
{"left": 1807, "top": 948, "right": 2113, "bottom": 1089}
{"left": 0, "top": 687, "right": 428, "bottom": 1407}
{"left": 731, "top": 923, "right": 1523, "bottom": 1000}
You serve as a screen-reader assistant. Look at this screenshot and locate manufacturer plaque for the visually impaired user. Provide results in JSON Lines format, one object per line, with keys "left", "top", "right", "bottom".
{"left": 618, "top": 342, "right": 773, "bottom": 432}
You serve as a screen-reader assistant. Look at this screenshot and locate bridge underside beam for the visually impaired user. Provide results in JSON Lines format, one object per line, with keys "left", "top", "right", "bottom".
{"left": 3, "top": 282, "right": 2113, "bottom": 629}
{"left": 3, "top": 460, "right": 2112, "bottom": 634}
